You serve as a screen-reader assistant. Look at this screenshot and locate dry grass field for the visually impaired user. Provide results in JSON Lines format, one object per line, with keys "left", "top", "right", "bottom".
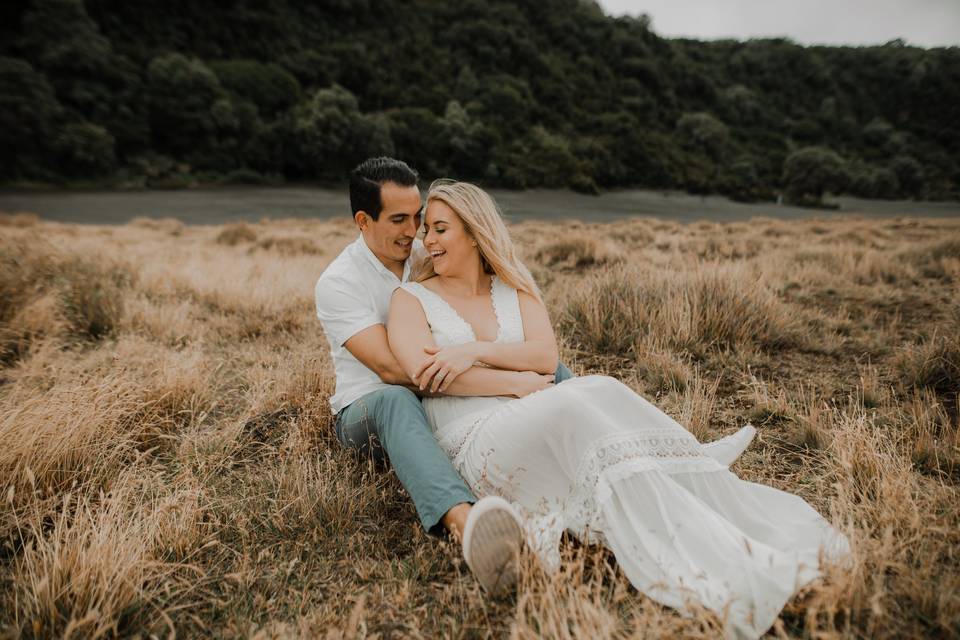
{"left": 1, "top": 210, "right": 958, "bottom": 639}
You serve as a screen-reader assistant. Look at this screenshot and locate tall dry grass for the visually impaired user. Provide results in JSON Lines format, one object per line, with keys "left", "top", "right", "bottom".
{"left": 1, "top": 214, "right": 958, "bottom": 638}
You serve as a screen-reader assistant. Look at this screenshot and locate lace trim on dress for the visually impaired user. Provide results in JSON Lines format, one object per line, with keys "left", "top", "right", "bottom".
{"left": 403, "top": 278, "right": 517, "bottom": 346}
{"left": 566, "top": 430, "right": 725, "bottom": 535}
{"left": 439, "top": 408, "right": 499, "bottom": 465}
{"left": 401, "top": 282, "right": 475, "bottom": 346}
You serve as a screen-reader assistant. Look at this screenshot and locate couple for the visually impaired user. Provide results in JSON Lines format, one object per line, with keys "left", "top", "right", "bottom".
{"left": 314, "top": 157, "right": 849, "bottom": 639}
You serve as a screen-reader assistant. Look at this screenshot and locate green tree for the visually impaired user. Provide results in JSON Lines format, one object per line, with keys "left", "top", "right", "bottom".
{"left": 211, "top": 60, "right": 301, "bottom": 117}
{"left": 386, "top": 108, "right": 447, "bottom": 177}
{"left": 53, "top": 122, "right": 116, "bottom": 177}
{"left": 495, "top": 127, "right": 577, "bottom": 188}
{"left": 891, "top": 155, "right": 924, "bottom": 198}
{"left": 676, "top": 112, "right": 729, "bottom": 160}
{"left": 19, "top": 0, "right": 145, "bottom": 154}
{"left": 782, "top": 146, "right": 848, "bottom": 205}
{"left": 442, "top": 100, "right": 488, "bottom": 179}
{"left": 288, "top": 85, "right": 393, "bottom": 179}
{"left": 0, "top": 57, "right": 62, "bottom": 179}
{"left": 721, "top": 85, "right": 762, "bottom": 125}
{"left": 146, "top": 53, "right": 225, "bottom": 161}
{"left": 205, "top": 96, "right": 262, "bottom": 169}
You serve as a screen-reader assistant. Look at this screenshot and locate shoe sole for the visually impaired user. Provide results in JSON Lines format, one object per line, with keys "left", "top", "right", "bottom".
{"left": 464, "top": 504, "right": 523, "bottom": 596}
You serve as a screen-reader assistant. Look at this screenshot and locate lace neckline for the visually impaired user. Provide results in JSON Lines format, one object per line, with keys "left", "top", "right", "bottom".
{"left": 412, "top": 276, "right": 505, "bottom": 343}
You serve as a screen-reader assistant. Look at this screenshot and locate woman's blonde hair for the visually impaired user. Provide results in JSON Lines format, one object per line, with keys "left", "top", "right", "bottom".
{"left": 414, "top": 179, "right": 543, "bottom": 303}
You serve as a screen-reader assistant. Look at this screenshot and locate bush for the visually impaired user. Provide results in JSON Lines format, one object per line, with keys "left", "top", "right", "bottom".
{"left": 894, "top": 331, "right": 960, "bottom": 400}
{"left": 534, "top": 237, "right": 621, "bottom": 270}
{"left": 147, "top": 53, "right": 224, "bottom": 158}
{"left": 676, "top": 112, "right": 729, "bottom": 160}
{"left": 53, "top": 122, "right": 116, "bottom": 178}
{"left": 890, "top": 156, "right": 925, "bottom": 198}
{"left": 211, "top": 59, "right": 301, "bottom": 117}
{"left": 901, "top": 239, "right": 960, "bottom": 279}
{"left": 559, "top": 266, "right": 804, "bottom": 358}
{"left": 559, "top": 270, "right": 651, "bottom": 355}
{"left": 222, "top": 168, "right": 274, "bottom": 185}
{"left": 0, "top": 212, "right": 41, "bottom": 227}
{"left": 0, "top": 240, "right": 133, "bottom": 362}
{"left": 782, "top": 146, "right": 848, "bottom": 205}
{"left": 255, "top": 236, "right": 323, "bottom": 256}
{"left": 287, "top": 85, "right": 394, "bottom": 179}
{"left": 216, "top": 223, "right": 257, "bottom": 245}
{"left": 128, "top": 217, "right": 185, "bottom": 235}
{"left": 0, "top": 57, "right": 61, "bottom": 179}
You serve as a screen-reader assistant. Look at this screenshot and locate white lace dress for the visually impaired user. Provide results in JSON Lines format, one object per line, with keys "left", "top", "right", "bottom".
{"left": 399, "top": 277, "right": 850, "bottom": 640}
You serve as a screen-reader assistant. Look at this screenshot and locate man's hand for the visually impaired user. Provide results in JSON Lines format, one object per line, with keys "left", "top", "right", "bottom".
{"left": 511, "top": 371, "right": 555, "bottom": 398}
{"left": 415, "top": 343, "right": 481, "bottom": 392}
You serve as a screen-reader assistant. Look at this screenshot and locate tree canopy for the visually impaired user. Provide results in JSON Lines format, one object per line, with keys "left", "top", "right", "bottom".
{"left": 2, "top": 0, "right": 958, "bottom": 201}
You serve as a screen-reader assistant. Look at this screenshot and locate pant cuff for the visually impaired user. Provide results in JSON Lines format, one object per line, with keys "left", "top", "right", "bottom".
{"left": 421, "top": 488, "right": 477, "bottom": 537}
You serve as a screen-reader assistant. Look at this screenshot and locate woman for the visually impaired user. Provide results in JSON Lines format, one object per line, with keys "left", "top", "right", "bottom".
{"left": 387, "top": 180, "right": 849, "bottom": 639}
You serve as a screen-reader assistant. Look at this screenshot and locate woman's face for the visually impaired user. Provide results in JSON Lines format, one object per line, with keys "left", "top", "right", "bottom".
{"left": 423, "top": 199, "right": 479, "bottom": 276}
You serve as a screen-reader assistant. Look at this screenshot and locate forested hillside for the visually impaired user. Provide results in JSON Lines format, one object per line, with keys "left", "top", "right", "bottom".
{"left": 2, "top": 0, "right": 958, "bottom": 202}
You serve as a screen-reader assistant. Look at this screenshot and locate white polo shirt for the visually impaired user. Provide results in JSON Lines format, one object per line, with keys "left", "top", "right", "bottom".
{"left": 315, "top": 233, "right": 424, "bottom": 414}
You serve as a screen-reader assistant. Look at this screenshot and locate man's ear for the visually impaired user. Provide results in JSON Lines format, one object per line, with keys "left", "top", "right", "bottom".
{"left": 354, "top": 211, "right": 369, "bottom": 230}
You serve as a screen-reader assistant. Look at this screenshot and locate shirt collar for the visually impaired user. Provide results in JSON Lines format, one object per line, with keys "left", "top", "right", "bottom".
{"left": 355, "top": 233, "right": 413, "bottom": 282}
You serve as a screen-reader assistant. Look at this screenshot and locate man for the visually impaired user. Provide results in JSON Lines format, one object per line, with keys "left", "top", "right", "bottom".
{"left": 315, "top": 157, "right": 573, "bottom": 595}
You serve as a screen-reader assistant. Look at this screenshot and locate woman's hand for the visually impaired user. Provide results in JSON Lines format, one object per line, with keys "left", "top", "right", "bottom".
{"left": 511, "top": 371, "right": 555, "bottom": 398}
{"left": 415, "top": 343, "right": 482, "bottom": 392}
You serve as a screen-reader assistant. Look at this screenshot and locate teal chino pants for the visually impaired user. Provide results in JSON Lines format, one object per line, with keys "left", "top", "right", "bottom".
{"left": 335, "top": 363, "right": 574, "bottom": 534}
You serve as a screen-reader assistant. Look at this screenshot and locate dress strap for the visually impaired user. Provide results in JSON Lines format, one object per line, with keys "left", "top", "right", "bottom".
{"left": 491, "top": 276, "right": 525, "bottom": 343}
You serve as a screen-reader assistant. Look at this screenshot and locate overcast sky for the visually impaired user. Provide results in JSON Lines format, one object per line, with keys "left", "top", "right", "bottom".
{"left": 597, "top": 0, "right": 960, "bottom": 48}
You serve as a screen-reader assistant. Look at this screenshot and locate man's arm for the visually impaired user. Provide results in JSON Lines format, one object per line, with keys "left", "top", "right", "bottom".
{"left": 344, "top": 324, "right": 416, "bottom": 386}
{"left": 316, "top": 275, "right": 413, "bottom": 385}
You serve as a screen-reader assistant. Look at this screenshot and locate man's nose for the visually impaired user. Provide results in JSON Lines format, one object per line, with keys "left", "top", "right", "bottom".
{"left": 404, "top": 218, "right": 418, "bottom": 237}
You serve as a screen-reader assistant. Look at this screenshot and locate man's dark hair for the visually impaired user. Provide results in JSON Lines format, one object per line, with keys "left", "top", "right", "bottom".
{"left": 349, "top": 157, "right": 419, "bottom": 221}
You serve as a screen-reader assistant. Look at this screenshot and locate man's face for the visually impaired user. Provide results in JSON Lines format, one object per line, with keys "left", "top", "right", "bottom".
{"left": 356, "top": 181, "right": 422, "bottom": 270}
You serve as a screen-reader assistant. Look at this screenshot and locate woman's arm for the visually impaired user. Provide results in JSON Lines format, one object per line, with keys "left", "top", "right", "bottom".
{"left": 416, "top": 291, "right": 559, "bottom": 391}
{"left": 388, "top": 289, "right": 550, "bottom": 397}
{"left": 474, "top": 291, "right": 559, "bottom": 373}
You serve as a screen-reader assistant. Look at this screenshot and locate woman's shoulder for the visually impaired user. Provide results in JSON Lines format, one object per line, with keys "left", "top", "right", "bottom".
{"left": 415, "top": 276, "right": 443, "bottom": 295}
{"left": 395, "top": 277, "right": 439, "bottom": 301}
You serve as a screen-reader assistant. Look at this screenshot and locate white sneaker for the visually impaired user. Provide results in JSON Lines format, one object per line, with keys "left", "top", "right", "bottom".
{"left": 701, "top": 424, "right": 757, "bottom": 466}
{"left": 462, "top": 496, "right": 524, "bottom": 596}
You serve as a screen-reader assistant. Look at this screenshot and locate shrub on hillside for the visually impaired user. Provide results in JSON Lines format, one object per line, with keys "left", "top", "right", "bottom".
{"left": 782, "top": 146, "right": 848, "bottom": 206}
{"left": 52, "top": 122, "right": 116, "bottom": 178}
